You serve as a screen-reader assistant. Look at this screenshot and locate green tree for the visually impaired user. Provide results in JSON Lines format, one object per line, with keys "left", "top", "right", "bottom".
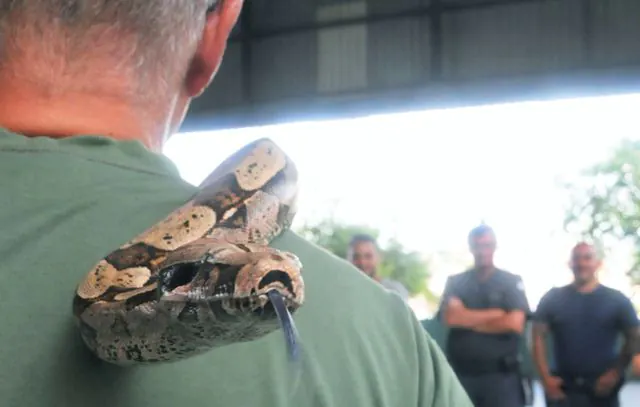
{"left": 296, "top": 218, "right": 436, "bottom": 300}
{"left": 564, "top": 139, "right": 640, "bottom": 284}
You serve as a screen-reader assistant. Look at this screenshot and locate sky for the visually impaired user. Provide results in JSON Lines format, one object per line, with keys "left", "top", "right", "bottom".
{"left": 163, "top": 92, "right": 640, "bottom": 318}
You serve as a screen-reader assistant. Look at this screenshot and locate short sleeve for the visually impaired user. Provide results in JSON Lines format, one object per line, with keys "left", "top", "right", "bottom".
{"left": 616, "top": 293, "right": 639, "bottom": 331}
{"left": 534, "top": 288, "right": 558, "bottom": 325}
{"left": 504, "top": 275, "right": 531, "bottom": 314}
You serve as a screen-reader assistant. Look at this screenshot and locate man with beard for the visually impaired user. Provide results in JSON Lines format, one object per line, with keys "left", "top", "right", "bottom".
{"left": 533, "top": 242, "right": 640, "bottom": 407}
{"left": 347, "top": 234, "right": 410, "bottom": 300}
{"left": 437, "top": 224, "right": 531, "bottom": 407}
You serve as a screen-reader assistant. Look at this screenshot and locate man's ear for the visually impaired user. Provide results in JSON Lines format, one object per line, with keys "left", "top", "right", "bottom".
{"left": 185, "top": 0, "right": 244, "bottom": 97}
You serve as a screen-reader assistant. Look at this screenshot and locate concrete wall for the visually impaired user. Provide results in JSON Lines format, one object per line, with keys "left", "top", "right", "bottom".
{"left": 183, "top": 0, "right": 640, "bottom": 131}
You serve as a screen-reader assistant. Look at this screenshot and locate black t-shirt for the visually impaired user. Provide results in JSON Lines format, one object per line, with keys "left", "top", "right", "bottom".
{"left": 437, "top": 268, "right": 530, "bottom": 365}
{"left": 535, "top": 284, "right": 639, "bottom": 377}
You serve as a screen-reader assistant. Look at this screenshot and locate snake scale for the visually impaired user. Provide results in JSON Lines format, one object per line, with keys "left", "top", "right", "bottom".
{"left": 72, "top": 138, "right": 305, "bottom": 365}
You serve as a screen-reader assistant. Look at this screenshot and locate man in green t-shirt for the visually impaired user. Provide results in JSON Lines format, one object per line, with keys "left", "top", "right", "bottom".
{"left": 0, "top": 1, "right": 471, "bottom": 406}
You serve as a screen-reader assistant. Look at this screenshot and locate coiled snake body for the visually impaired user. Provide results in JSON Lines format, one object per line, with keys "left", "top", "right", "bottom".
{"left": 72, "top": 138, "right": 305, "bottom": 365}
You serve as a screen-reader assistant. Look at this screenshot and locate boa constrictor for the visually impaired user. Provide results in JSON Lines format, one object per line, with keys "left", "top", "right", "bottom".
{"left": 72, "top": 138, "right": 305, "bottom": 365}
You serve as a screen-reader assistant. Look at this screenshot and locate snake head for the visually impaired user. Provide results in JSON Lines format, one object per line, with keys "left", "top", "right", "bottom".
{"left": 157, "top": 240, "right": 304, "bottom": 344}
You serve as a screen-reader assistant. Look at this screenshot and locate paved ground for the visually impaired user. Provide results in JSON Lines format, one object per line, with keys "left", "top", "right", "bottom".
{"left": 531, "top": 381, "right": 640, "bottom": 407}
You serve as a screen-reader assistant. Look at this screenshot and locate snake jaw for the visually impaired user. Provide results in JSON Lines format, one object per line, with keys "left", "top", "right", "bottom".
{"left": 157, "top": 249, "right": 303, "bottom": 319}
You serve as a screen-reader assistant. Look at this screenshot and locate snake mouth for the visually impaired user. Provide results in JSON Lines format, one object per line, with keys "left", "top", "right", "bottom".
{"left": 159, "top": 260, "right": 299, "bottom": 307}
{"left": 159, "top": 268, "right": 298, "bottom": 317}
{"left": 198, "top": 291, "right": 296, "bottom": 323}
{"left": 218, "top": 291, "right": 298, "bottom": 316}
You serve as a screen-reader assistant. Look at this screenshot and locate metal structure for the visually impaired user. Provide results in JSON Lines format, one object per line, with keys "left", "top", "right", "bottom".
{"left": 182, "top": 0, "right": 640, "bottom": 131}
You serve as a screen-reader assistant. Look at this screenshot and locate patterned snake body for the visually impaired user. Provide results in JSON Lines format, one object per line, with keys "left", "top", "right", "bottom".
{"left": 72, "top": 138, "right": 305, "bottom": 365}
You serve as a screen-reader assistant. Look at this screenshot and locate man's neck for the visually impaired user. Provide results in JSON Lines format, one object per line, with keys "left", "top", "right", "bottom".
{"left": 474, "top": 265, "right": 495, "bottom": 280}
{"left": 0, "top": 74, "right": 169, "bottom": 152}
{"left": 573, "top": 278, "right": 599, "bottom": 293}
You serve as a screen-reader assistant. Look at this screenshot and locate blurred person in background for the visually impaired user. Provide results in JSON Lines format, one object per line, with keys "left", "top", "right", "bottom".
{"left": 347, "top": 234, "right": 410, "bottom": 300}
{"left": 437, "top": 224, "right": 531, "bottom": 407}
{"left": 0, "top": 1, "right": 472, "bottom": 406}
{"left": 533, "top": 242, "right": 639, "bottom": 407}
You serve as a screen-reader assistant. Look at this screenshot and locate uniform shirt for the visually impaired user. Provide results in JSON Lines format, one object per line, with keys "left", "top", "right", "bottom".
{"left": 535, "top": 283, "right": 639, "bottom": 377}
{"left": 437, "top": 268, "right": 530, "bottom": 366}
{"left": 0, "top": 128, "right": 472, "bottom": 407}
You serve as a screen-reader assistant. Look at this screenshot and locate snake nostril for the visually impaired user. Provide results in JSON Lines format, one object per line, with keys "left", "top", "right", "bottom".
{"left": 258, "top": 270, "right": 294, "bottom": 294}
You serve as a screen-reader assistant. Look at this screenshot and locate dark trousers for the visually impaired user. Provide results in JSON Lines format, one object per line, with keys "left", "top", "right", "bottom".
{"left": 545, "top": 374, "right": 621, "bottom": 407}
{"left": 545, "top": 392, "right": 619, "bottom": 407}
{"left": 458, "top": 372, "right": 524, "bottom": 407}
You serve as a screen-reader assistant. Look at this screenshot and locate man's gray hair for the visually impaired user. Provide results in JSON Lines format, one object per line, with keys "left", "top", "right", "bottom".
{"left": 0, "top": 0, "right": 220, "bottom": 86}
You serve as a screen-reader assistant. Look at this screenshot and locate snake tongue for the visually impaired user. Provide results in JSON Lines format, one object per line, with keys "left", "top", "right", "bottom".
{"left": 267, "top": 290, "right": 300, "bottom": 364}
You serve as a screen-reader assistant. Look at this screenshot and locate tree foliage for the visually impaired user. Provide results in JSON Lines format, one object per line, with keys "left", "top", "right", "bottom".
{"left": 296, "top": 218, "right": 436, "bottom": 299}
{"left": 564, "top": 139, "right": 640, "bottom": 284}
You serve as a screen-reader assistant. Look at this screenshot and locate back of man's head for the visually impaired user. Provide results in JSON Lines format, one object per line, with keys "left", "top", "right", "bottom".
{"left": 0, "top": 0, "right": 242, "bottom": 149}
{"left": 0, "top": 1, "right": 216, "bottom": 91}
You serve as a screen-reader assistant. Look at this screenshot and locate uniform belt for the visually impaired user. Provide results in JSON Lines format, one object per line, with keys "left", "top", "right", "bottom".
{"left": 452, "top": 357, "right": 520, "bottom": 376}
{"left": 561, "top": 376, "right": 593, "bottom": 390}
{"left": 557, "top": 373, "right": 623, "bottom": 396}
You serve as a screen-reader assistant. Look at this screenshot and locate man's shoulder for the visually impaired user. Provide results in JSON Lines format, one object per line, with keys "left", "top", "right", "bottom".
{"left": 598, "top": 284, "right": 631, "bottom": 303}
{"left": 380, "top": 278, "right": 410, "bottom": 299}
{"left": 599, "top": 284, "right": 624, "bottom": 295}
{"left": 539, "top": 284, "right": 573, "bottom": 306}
{"left": 1, "top": 136, "right": 469, "bottom": 407}
{"left": 448, "top": 269, "right": 473, "bottom": 281}
{"left": 494, "top": 268, "right": 523, "bottom": 283}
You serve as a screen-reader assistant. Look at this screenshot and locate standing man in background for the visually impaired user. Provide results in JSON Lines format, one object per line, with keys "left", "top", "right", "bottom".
{"left": 438, "top": 224, "right": 531, "bottom": 407}
{"left": 347, "top": 234, "right": 410, "bottom": 300}
{"left": 532, "top": 242, "right": 639, "bottom": 407}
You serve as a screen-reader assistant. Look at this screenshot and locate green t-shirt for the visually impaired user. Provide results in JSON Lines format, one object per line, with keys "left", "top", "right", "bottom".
{"left": 0, "top": 128, "right": 472, "bottom": 407}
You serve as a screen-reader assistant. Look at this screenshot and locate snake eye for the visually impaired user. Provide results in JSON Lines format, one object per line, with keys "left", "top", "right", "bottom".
{"left": 159, "top": 263, "right": 200, "bottom": 294}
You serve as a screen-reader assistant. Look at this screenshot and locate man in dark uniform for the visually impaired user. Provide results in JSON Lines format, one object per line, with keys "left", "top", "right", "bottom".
{"left": 438, "top": 224, "right": 531, "bottom": 407}
{"left": 532, "top": 242, "right": 640, "bottom": 407}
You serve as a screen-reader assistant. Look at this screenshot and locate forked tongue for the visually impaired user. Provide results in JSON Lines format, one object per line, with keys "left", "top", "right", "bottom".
{"left": 267, "top": 290, "right": 300, "bottom": 364}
